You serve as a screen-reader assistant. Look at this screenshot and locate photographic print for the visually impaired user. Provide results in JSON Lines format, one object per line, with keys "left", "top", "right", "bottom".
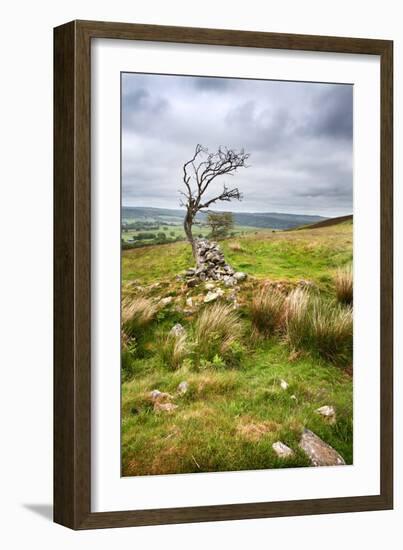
{"left": 120, "top": 72, "right": 353, "bottom": 477}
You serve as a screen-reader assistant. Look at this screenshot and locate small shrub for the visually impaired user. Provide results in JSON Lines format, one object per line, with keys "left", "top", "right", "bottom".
{"left": 194, "top": 303, "right": 243, "bottom": 364}
{"left": 122, "top": 296, "right": 158, "bottom": 337}
{"left": 159, "top": 331, "right": 188, "bottom": 370}
{"left": 250, "top": 288, "right": 286, "bottom": 336}
{"left": 334, "top": 264, "right": 353, "bottom": 305}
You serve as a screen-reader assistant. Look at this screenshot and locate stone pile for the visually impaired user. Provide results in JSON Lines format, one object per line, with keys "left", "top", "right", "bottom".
{"left": 185, "top": 239, "right": 247, "bottom": 287}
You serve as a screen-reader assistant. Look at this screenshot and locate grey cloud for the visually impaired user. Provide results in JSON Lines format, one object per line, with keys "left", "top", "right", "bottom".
{"left": 121, "top": 73, "right": 353, "bottom": 217}
{"left": 303, "top": 85, "right": 353, "bottom": 139}
{"left": 192, "top": 76, "right": 230, "bottom": 92}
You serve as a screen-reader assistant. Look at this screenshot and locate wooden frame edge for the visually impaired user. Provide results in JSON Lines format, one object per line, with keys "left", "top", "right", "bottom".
{"left": 54, "top": 20, "right": 393, "bottom": 530}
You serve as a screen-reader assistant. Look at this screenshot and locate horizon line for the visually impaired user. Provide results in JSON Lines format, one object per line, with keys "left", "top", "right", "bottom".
{"left": 122, "top": 205, "right": 353, "bottom": 218}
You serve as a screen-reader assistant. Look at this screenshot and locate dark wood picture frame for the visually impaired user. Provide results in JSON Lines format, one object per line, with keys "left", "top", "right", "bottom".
{"left": 54, "top": 20, "right": 393, "bottom": 530}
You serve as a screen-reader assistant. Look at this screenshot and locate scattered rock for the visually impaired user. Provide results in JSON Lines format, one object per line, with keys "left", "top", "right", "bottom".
{"left": 290, "top": 394, "right": 297, "bottom": 402}
{"left": 272, "top": 441, "right": 294, "bottom": 458}
{"left": 299, "top": 429, "right": 345, "bottom": 466}
{"left": 316, "top": 405, "right": 336, "bottom": 424}
{"left": 224, "top": 276, "right": 236, "bottom": 287}
{"left": 280, "top": 379, "right": 289, "bottom": 390}
{"left": 177, "top": 381, "right": 189, "bottom": 394}
{"left": 186, "top": 297, "right": 193, "bottom": 308}
{"left": 159, "top": 296, "right": 174, "bottom": 306}
{"left": 205, "top": 282, "right": 216, "bottom": 290}
{"left": 170, "top": 323, "right": 186, "bottom": 337}
{"left": 233, "top": 271, "right": 247, "bottom": 282}
{"left": 204, "top": 289, "right": 224, "bottom": 303}
{"left": 154, "top": 402, "right": 178, "bottom": 413}
{"left": 187, "top": 277, "right": 199, "bottom": 288}
{"left": 204, "top": 291, "right": 219, "bottom": 303}
{"left": 150, "top": 389, "right": 174, "bottom": 402}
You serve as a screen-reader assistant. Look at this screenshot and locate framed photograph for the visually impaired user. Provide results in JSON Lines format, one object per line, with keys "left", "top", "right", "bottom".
{"left": 54, "top": 20, "right": 393, "bottom": 529}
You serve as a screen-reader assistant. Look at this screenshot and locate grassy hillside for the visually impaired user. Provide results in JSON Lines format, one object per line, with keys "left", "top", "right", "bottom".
{"left": 121, "top": 221, "right": 353, "bottom": 476}
{"left": 296, "top": 214, "right": 353, "bottom": 231}
{"left": 122, "top": 206, "right": 326, "bottom": 230}
{"left": 122, "top": 221, "right": 352, "bottom": 289}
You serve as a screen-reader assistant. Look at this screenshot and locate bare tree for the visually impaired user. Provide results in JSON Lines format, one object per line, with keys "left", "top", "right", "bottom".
{"left": 180, "top": 144, "right": 249, "bottom": 260}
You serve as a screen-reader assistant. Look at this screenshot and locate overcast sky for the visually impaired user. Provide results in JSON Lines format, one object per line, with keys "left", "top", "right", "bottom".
{"left": 122, "top": 72, "right": 353, "bottom": 217}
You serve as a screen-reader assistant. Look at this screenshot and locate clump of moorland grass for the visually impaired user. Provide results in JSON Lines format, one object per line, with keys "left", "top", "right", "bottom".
{"left": 122, "top": 296, "right": 158, "bottom": 337}
{"left": 334, "top": 264, "right": 353, "bottom": 305}
{"left": 159, "top": 331, "right": 188, "bottom": 370}
{"left": 228, "top": 241, "right": 243, "bottom": 252}
{"left": 194, "top": 303, "right": 243, "bottom": 365}
{"left": 285, "top": 290, "right": 352, "bottom": 366}
{"left": 250, "top": 288, "right": 286, "bottom": 336}
{"left": 284, "top": 288, "right": 311, "bottom": 349}
{"left": 310, "top": 299, "right": 353, "bottom": 364}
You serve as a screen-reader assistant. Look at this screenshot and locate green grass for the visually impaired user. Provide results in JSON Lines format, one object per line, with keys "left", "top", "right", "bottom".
{"left": 121, "top": 221, "right": 353, "bottom": 475}
{"left": 122, "top": 338, "right": 352, "bottom": 476}
{"left": 221, "top": 223, "right": 353, "bottom": 290}
{"left": 122, "top": 221, "right": 352, "bottom": 289}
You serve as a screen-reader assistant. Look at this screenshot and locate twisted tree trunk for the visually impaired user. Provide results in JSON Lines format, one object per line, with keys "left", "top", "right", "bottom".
{"left": 184, "top": 210, "right": 197, "bottom": 261}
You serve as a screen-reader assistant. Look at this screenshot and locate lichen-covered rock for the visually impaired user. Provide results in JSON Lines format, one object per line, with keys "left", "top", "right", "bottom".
{"left": 272, "top": 441, "right": 294, "bottom": 458}
{"left": 149, "top": 389, "right": 174, "bottom": 402}
{"left": 177, "top": 381, "right": 189, "bottom": 394}
{"left": 204, "top": 289, "right": 224, "bottom": 303}
{"left": 316, "top": 405, "right": 336, "bottom": 424}
{"left": 299, "top": 429, "right": 345, "bottom": 466}
{"left": 233, "top": 271, "right": 247, "bottom": 282}
{"left": 170, "top": 323, "right": 186, "bottom": 337}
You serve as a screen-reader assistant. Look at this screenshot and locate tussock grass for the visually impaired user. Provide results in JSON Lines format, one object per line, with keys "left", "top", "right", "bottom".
{"left": 310, "top": 300, "right": 353, "bottom": 365}
{"left": 286, "top": 294, "right": 352, "bottom": 366}
{"left": 160, "top": 331, "right": 188, "bottom": 370}
{"left": 284, "top": 288, "right": 311, "bottom": 350}
{"left": 334, "top": 264, "right": 353, "bottom": 305}
{"left": 122, "top": 296, "right": 158, "bottom": 337}
{"left": 228, "top": 241, "right": 243, "bottom": 252}
{"left": 251, "top": 288, "right": 286, "bottom": 336}
{"left": 194, "top": 303, "right": 243, "bottom": 363}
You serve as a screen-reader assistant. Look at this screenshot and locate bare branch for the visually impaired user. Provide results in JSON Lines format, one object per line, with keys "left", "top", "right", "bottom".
{"left": 199, "top": 184, "right": 243, "bottom": 210}
{"left": 180, "top": 144, "right": 250, "bottom": 259}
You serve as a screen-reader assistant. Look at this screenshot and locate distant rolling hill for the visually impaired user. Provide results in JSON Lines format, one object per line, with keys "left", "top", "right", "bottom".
{"left": 299, "top": 214, "right": 353, "bottom": 230}
{"left": 122, "top": 206, "right": 326, "bottom": 230}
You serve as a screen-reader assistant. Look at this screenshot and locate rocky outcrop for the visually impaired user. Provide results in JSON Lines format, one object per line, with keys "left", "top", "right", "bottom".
{"left": 185, "top": 239, "right": 247, "bottom": 286}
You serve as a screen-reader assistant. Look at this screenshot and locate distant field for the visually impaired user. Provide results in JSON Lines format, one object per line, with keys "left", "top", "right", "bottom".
{"left": 122, "top": 223, "right": 261, "bottom": 244}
